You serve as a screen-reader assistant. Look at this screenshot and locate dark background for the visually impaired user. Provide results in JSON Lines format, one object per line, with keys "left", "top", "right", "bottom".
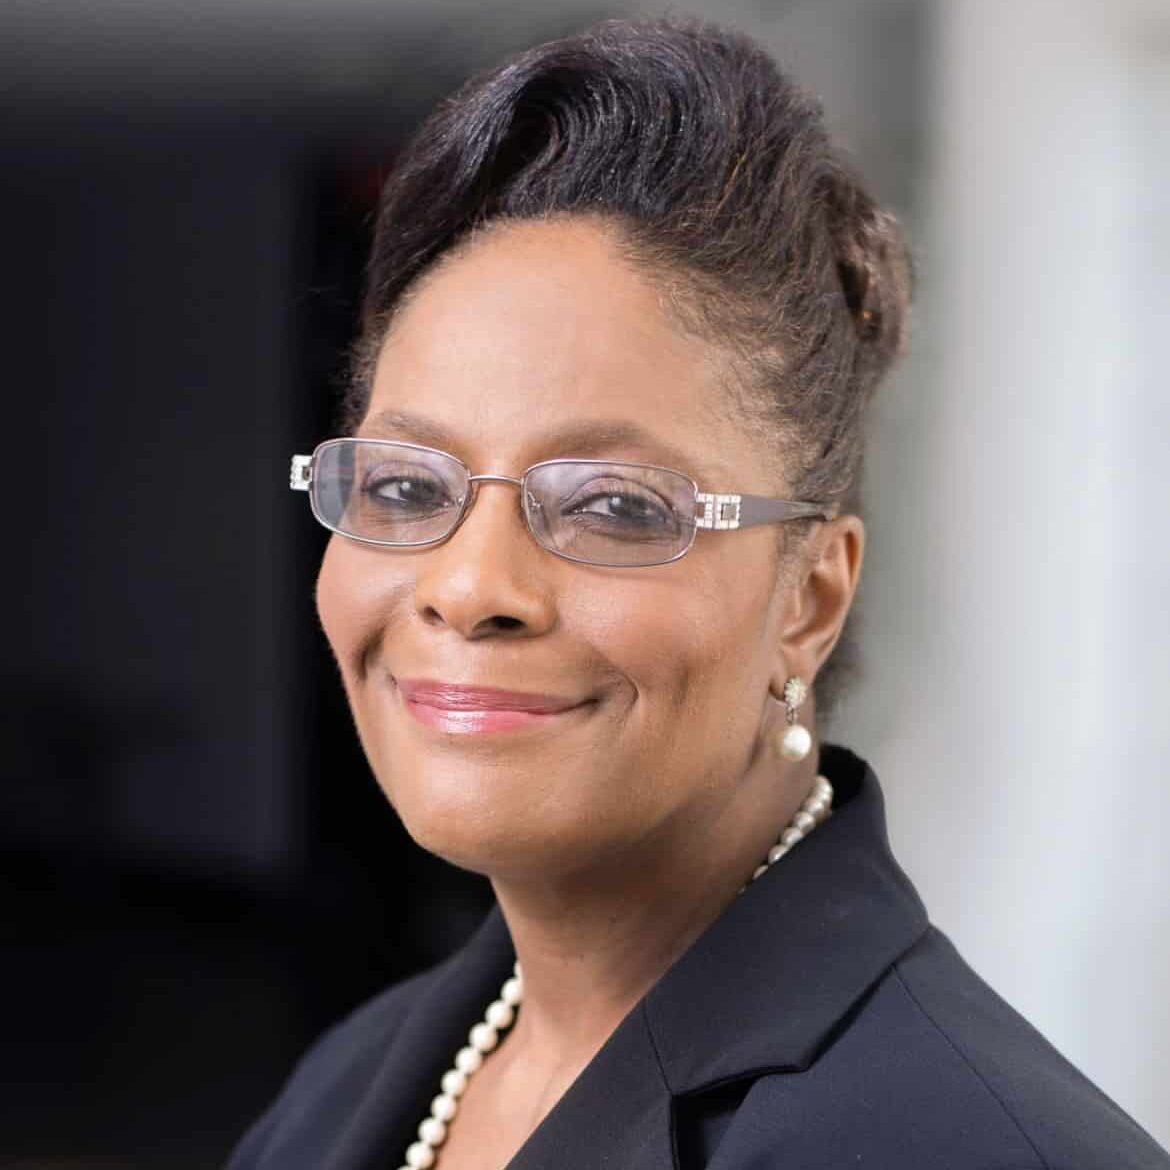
{"left": 0, "top": 5, "right": 604, "bottom": 1166}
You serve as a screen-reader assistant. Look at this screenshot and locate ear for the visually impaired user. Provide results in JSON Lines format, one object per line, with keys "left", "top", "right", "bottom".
{"left": 770, "top": 515, "right": 865, "bottom": 694}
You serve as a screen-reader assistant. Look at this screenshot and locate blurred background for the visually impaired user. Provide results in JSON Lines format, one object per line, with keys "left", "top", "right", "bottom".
{"left": 2, "top": 0, "right": 1167, "bottom": 1164}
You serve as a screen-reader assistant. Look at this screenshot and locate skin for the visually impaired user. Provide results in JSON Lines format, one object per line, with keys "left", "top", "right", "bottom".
{"left": 315, "top": 216, "right": 864, "bottom": 1169}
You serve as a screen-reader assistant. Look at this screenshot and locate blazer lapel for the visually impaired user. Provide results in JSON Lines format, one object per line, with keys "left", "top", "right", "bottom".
{"left": 507, "top": 1003, "right": 676, "bottom": 1170}
{"left": 646, "top": 743, "right": 930, "bottom": 1094}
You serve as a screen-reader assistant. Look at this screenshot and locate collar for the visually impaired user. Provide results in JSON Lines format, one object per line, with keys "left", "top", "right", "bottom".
{"left": 329, "top": 744, "right": 929, "bottom": 1170}
{"left": 644, "top": 742, "right": 929, "bottom": 1093}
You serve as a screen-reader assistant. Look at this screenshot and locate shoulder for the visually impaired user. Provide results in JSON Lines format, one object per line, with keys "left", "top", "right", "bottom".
{"left": 707, "top": 927, "right": 1169, "bottom": 1170}
{"left": 887, "top": 927, "right": 1168, "bottom": 1168}
{"left": 223, "top": 958, "right": 450, "bottom": 1169}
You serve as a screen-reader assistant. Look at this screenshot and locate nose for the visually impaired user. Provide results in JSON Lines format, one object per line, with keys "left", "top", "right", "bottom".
{"left": 411, "top": 478, "right": 558, "bottom": 639}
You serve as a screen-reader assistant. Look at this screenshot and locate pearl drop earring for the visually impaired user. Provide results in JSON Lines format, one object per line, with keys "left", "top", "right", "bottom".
{"left": 777, "top": 675, "right": 812, "bottom": 761}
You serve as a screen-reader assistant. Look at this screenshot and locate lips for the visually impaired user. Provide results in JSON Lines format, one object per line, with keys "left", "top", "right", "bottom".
{"left": 396, "top": 679, "right": 583, "bottom": 714}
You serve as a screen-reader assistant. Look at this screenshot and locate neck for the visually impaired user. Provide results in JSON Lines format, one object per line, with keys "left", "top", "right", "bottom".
{"left": 490, "top": 751, "right": 819, "bottom": 1076}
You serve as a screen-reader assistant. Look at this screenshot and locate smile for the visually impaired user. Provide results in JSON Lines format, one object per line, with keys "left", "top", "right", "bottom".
{"left": 395, "top": 678, "right": 589, "bottom": 735}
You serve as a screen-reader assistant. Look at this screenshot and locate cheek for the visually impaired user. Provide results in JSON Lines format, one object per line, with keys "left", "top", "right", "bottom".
{"left": 593, "top": 552, "right": 778, "bottom": 744}
{"left": 315, "top": 537, "right": 406, "bottom": 686}
{"left": 315, "top": 538, "right": 422, "bottom": 812}
{"left": 315, "top": 540, "right": 348, "bottom": 663}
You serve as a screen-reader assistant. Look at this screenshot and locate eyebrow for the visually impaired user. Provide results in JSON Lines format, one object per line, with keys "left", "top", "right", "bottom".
{"left": 361, "top": 407, "right": 709, "bottom": 478}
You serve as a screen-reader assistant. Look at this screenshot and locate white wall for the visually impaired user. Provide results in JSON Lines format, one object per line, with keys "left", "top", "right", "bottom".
{"left": 828, "top": 0, "right": 1170, "bottom": 1146}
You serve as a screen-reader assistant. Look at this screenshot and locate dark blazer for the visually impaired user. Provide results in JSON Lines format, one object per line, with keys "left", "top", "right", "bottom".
{"left": 226, "top": 744, "right": 1169, "bottom": 1169}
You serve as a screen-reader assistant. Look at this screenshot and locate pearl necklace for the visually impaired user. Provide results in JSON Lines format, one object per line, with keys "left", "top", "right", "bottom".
{"left": 397, "top": 773, "right": 834, "bottom": 1170}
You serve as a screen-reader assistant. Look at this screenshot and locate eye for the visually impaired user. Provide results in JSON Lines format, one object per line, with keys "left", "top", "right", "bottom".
{"left": 563, "top": 478, "right": 675, "bottom": 529}
{"left": 362, "top": 463, "right": 457, "bottom": 512}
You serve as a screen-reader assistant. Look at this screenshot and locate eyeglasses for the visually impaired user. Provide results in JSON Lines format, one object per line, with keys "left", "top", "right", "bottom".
{"left": 289, "top": 438, "right": 837, "bottom": 568}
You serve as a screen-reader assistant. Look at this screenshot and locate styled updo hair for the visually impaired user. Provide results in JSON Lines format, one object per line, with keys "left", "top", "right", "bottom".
{"left": 348, "top": 16, "right": 912, "bottom": 726}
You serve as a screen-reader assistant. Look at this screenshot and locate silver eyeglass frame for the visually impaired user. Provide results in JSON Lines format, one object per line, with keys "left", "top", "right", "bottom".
{"left": 289, "top": 437, "right": 838, "bottom": 567}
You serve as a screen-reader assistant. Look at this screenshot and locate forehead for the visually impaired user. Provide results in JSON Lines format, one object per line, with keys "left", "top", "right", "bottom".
{"left": 365, "top": 217, "right": 762, "bottom": 485}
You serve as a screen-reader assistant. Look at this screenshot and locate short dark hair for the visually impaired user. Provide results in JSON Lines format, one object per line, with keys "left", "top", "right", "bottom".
{"left": 349, "top": 16, "right": 912, "bottom": 726}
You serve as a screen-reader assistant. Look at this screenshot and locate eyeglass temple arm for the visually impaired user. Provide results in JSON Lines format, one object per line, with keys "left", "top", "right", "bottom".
{"left": 695, "top": 491, "right": 838, "bottom": 530}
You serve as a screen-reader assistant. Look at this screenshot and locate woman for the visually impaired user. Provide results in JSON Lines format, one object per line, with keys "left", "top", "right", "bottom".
{"left": 228, "top": 18, "right": 1169, "bottom": 1170}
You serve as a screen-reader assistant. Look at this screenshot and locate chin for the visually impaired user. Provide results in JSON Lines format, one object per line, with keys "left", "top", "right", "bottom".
{"left": 376, "top": 761, "right": 563, "bottom": 875}
{"left": 381, "top": 761, "right": 634, "bottom": 881}
{"left": 395, "top": 800, "right": 508, "bottom": 875}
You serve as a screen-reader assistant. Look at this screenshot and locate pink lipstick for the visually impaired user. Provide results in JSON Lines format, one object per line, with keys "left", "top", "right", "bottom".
{"left": 396, "top": 679, "right": 586, "bottom": 734}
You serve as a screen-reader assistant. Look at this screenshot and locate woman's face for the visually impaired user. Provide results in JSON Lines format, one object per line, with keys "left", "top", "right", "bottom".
{"left": 316, "top": 217, "right": 805, "bottom": 879}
